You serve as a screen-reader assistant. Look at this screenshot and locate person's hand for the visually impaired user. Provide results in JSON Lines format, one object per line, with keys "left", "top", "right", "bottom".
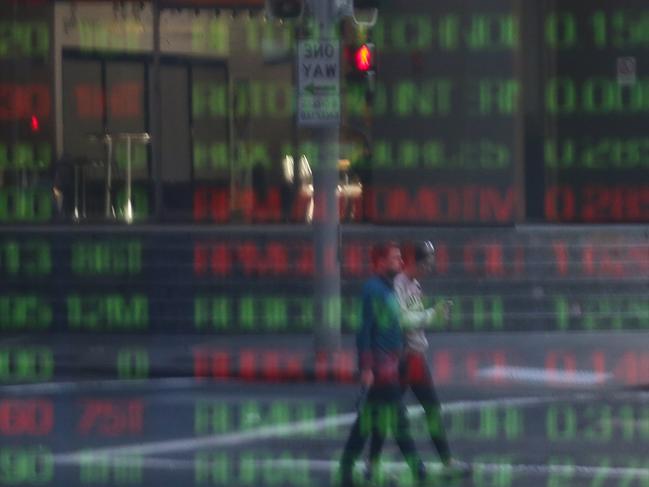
{"left": 435, "top": 300, "right": 453, "bottom": 321}
{"left": 361, "top": 369, "right": 374, "bottom": 387}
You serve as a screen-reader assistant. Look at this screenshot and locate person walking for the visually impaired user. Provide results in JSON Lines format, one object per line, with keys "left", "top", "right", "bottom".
{"left": 339, "top": 242, "right": 427, "bottom": 487}
{"left": 366, "top": 241, "right": 460, "bottom": 480}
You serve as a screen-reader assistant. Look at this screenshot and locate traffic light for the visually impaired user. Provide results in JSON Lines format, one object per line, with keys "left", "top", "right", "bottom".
{"left": 30, "top": 115, "right": 40, "bottom": 133}
{"left": 265, "top": 0, "right": 303, "bottom": 19}
{"left": 354, "top": 43, "right": 373, "bottom": 72}
{"left": 346, "top": 43, "right": 376, "bottom": 78}
{"left": 346, "top": 43, "right": 376, "bottom": 75}
{"left": 345, "top": 42, "right": 376, "bottom": 102}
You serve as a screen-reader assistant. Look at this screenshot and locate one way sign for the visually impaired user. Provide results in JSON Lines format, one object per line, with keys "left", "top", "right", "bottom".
{"left": 298, "top": 40, "right": 340, "bottom": 126}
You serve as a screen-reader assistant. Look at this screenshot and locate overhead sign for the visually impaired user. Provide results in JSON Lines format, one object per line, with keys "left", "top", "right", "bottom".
{"left": 297, "top": 40, "right": 340, "bottom": 126}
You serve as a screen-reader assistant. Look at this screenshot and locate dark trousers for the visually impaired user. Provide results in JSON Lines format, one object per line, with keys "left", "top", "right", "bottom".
{"left": 340, "top": 381, "right": 422, "bottom": 478}
{"left": 369, "top": 351, "right": 452, "bottom": 465}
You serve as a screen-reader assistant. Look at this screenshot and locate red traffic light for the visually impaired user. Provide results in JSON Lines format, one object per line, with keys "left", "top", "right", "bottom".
{"left": 354, "top": 44, "right": 373, "bottom": 72}
{"left": 30, "top": 115, "right": 40, "bottom": 133}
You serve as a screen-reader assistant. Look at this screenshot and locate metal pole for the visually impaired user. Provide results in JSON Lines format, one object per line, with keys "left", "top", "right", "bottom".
{"left": 312, "top": 125, "right": 341, "bottom": 351}
{"left": 105, "top": 136, "right": 113, "bottom": 218}
{"left": 151, "top": 0, "right": 163, "bottom": 221}
{"left": 125, "top": 135, "right": 133, "bottom": 222}
{"left": 307, "top": 0, "right": 341, "bottom": 352}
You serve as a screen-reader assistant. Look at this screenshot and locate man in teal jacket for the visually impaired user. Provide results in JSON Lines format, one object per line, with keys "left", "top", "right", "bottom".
{"left": 339, "top": 242, "right": 426, "bottom": 487}
{"left": 366, "top": 241, "right": 460, "bottom": 480}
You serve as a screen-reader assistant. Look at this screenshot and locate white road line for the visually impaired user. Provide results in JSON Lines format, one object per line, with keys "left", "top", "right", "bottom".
{"left": 53, "top": 455, "right": 649, "bottom": 479}
{"left": 54, "top": 408, "right": 359, "bottom": 464}
{"left": 267, "top": 458, "right": 649, "bottom": 479}
{"left": 477, "top": 366, "right": 613, "bottom": 386}
{"left": 54, "top": 392, "right": 601, "bottom": 464}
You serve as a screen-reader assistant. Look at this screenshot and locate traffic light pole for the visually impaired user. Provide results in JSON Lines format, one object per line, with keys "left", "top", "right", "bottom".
{"left": 307, "top": 0, "right": 342, "bottom": 353}
{"left": 312, "top": 123, "right": 341, "bottom": 352}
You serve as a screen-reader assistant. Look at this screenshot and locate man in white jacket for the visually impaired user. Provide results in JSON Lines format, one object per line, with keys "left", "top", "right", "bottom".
{"left": 366, "top": 240, "right": 458, "bottom": 480}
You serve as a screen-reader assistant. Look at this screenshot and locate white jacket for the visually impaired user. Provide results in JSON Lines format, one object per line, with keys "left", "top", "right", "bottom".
{"left": 393, "top": 272, "right": 436, "bottom": 353}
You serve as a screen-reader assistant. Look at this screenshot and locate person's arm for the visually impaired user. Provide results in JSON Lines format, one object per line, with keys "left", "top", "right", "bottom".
{"left": 394, "top": 279, "right": 435, "bottom": 329}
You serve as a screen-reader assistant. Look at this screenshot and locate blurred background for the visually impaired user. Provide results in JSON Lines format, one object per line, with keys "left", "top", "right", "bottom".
{"left": 0, "top": 0, "right": 648, "bottom": 486}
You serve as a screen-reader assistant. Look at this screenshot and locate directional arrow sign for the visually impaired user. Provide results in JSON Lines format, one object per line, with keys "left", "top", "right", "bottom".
{"left": 298, "top": 40, "right": 340, "bottom": 127}
{"left": 305, "top": 83, "right": 337, "bottom": 96}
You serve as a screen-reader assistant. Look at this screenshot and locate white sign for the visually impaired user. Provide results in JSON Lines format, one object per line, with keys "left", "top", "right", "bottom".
{"left": 298, "top": 40, "right": 340, "bottom": 126}
{"left": 617, "top": 57, "right": 637, "bottom": 86}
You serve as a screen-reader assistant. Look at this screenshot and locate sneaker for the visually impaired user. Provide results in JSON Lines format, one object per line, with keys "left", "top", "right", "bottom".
{"left": 363, "top": 460, "right": 373, "bottom": 483}
{"left": 415, "top": 460, "right": 427, "bottom": 482}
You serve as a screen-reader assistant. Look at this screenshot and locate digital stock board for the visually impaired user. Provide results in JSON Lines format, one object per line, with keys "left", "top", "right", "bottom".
{"left": 1, "top": 2, "right": 649, "bottom": 487}
{"left": 0, "top": 1, "right": 54, "bottom": 223}
{"left": 542, "top": 0, "right": 649, "bottom": 222}
{"left": 1, "top": 225, "right": 647, "bottom": 368}
{"left": 360, "top": 0, "right": 649, "bottom": 223}
{"left": 1, "top": 1, "right": 649, "bottom": 223}
{"left": 0, "top": 225, "right": 648, "bottom": 487}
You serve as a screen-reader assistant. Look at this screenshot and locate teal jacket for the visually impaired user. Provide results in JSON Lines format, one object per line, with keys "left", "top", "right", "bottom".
{"left": 356, "top": 275, "right": 403, "bottom": 380}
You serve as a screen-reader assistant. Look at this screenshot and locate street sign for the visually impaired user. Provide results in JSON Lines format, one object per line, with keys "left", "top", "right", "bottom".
{"left": 297, "top": 40, "right": 340, "bottom": 126}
